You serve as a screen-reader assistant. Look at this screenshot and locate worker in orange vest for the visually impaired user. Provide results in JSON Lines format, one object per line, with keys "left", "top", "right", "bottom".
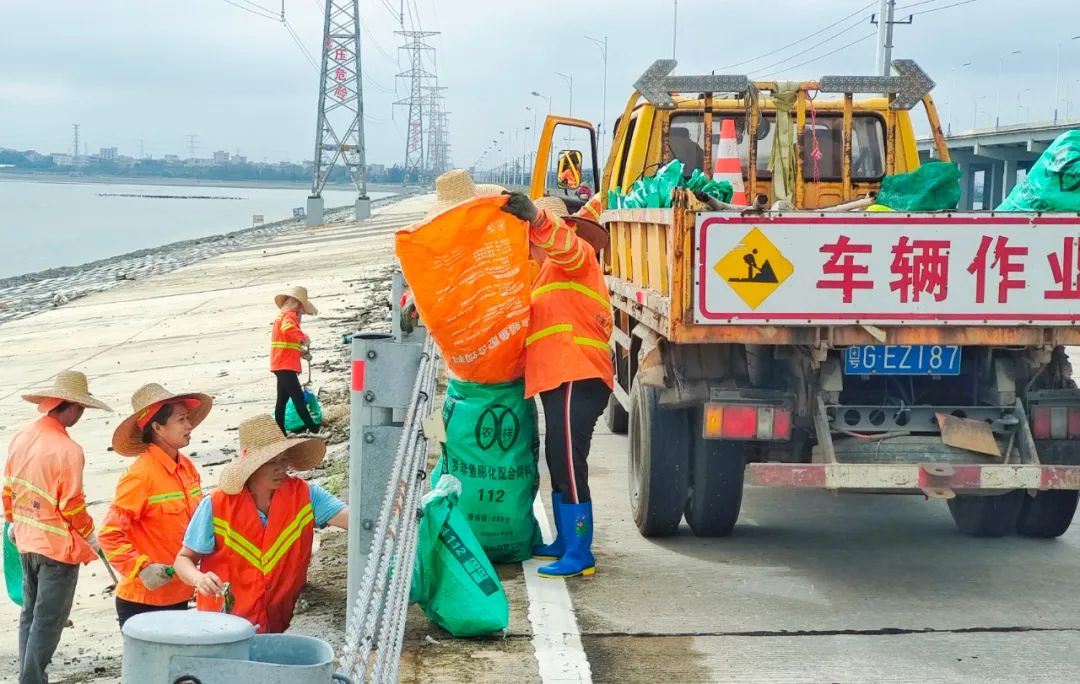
{"left": 500, "top": 192, "right": 614, "bottom": 579}
{"left": 3, "top": 371, "right": 112, "bottom": 684}
{"left": 174, "top": 414, "right": 348, "bottom": 633}
{"left": 98, "top": 383, "right": 212, "bottom": 629}
{"left": 272, "top": 286, "right": 320, "bottom": 435}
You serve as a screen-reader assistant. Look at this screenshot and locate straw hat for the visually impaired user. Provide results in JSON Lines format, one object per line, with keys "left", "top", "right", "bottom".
{"left": 112, "top": 383, "right": 213, "bottom": 456}
{"left": 534, "top": 196, "right": 610, "bottom": 252}
{"left": 217, "top": 415, "right": 327, "bottom": 495}
{"left": 275, "top": 286, "right": 318, "bottom": 315}
{"left": 21, "top": 371, "right": 112, "bottom": 412}
{"left": 425, "top": 169, "right": 506, "bottom": 218}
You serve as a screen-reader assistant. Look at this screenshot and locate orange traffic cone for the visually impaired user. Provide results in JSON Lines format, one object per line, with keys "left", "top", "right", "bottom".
{"left": 713, "top": 118, "right": 747, "bottom": 205}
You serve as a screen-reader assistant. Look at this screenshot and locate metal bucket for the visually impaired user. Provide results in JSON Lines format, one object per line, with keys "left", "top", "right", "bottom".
{"left": 247, "top": 633, "right": 350, "bottom": 682}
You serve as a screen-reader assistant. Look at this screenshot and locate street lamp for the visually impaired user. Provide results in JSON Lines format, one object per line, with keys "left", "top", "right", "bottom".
{"left": 585, "top": 34, "right": 609, "bottom": 166}
{"left": 973, "top": 95, "right": 987, "bottom": 130}
{"left": 995, "top": 49, "right": 1022, "bottom": 129}
{"left": 531, "top": 91, "right": 552, "bottom": 114}
{"left": 1016, "top": 88, "right": 1032, "bottom": 123}
{"left": 555, "top": 71, "right": 574, "bottom": 147}
{"left": 946, "top": 61, "right": 972, "bottom": 137}
{"left": 1054, "top": 36, "right": 1080, "bottom": 123}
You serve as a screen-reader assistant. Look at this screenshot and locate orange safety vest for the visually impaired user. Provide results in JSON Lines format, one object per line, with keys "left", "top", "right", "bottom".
{"left": 195, "top": 477, "right": 314, "bottom": 633}
{"left": 525, "top": 211, "right": 615, "bottom": 398}
{"left": 270, "top": 310, "right": 306, "bottom": 373}
{"left": 99, "top": 444, "right": 203, "bottom": 605}
{"left": 3, "top": 417, "right": 97, "bottom": 565}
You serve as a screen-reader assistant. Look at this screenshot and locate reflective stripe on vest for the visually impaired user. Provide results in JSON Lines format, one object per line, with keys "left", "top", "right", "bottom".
{"left": 271, "top": 342, "right": 304, "bottom": 350}
{"left": 13, "top": 514, "right": 68, "bottom": 537}
{"left": 211, "top": 502, "right": 315, "bottom": 574}
{"left": 5, "top": 476, "right": 58, "bottom": 506}
{"left": 532, "top": 281, "right": 608, "bottom": 307}
{"left": 525, "top": 324, "right": 610, "bottom": 351}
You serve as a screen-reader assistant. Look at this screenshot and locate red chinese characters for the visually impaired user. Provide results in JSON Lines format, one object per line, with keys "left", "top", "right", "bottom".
{"left": 335, "top": 67, "right": 348, "bottom": 82}
{"left": 817, "top": 236, "right": 873, "bottom": 303}
{"left": 966, "top": 235, "right": 1027, "bottom": 304}
{"left": 335, "top": 48, "right": 348, "bottom": 61}
{"left": 335, "top": 85, "right": 348, "bottom": 100}
{"left": 889, "top": 237, "right": 950, "bottom": 303}
{"left": 1044, "top": 236, "right": 1080, "bottom": 299}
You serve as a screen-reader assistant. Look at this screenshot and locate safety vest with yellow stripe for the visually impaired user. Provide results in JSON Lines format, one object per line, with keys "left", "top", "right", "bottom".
{"left": 525, "top": 240, "right": 615, "bottom": 398}
{"left": 270, "top": 310, "right": 306, "bottom": 373}
{"left": 196, "top": 477, "right": 315, "bottom": 634}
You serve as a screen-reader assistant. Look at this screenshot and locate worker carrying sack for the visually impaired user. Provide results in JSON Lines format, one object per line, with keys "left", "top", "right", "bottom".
{"left": 998, "top": 130, "right": 1080, "bottom": 212}
{"left": 4, "top": 522, "right": 22, "bottom": 606}
{"left": 395, "top": 195, "right": 531, "bottom": 384}
{"left": 432, "top": 378, "right": 541, "bottom": 563}
{"left": 410, "top": 475, "right": 510, "bottom": 637}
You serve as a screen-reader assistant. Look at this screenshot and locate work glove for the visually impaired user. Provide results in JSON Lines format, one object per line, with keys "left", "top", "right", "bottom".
{"left": 139, "top": 563, "right": 174, "bottom": 591}
{"left": 85, "top": 532, "right": 100, "bottom": 554}
{"left": 500, "top": 191, "right": 539, "bottom": 225}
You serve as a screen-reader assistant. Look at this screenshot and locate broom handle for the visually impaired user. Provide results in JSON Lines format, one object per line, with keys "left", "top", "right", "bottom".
{"left": 98, "top": 549, "right": 120, "bottom": 584}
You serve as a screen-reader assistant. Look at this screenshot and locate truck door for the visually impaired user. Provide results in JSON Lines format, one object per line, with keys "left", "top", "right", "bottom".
{"left": 529, "top": 115, "right": 599, "bottom": 212}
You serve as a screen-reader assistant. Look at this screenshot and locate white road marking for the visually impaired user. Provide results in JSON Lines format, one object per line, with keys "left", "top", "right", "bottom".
{"left": 522, "top": 496, "right": 593, "bottom": 683}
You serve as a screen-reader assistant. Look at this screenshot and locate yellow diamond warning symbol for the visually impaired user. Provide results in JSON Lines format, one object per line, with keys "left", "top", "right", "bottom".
{"left": 714, "top": 227, "right": 794, "bottom": 309}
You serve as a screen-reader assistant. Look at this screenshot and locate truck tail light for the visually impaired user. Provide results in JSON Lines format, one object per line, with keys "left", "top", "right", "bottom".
{"left": 1034, "top": 406, "right": 1080, "bottom": 439}
{"left": 703, "top": 404, "right": 791, "bottom": 441}
{"left": 1069, "top": 408, "right": 1080, "bottom": 439}
{"left": 1032, "top": 406, "right": 1051, "bottom": 439}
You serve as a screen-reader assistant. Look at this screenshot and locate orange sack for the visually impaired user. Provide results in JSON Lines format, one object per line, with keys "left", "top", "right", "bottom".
{"left": 395, "top": 195, "right": 530, "bottom": 383}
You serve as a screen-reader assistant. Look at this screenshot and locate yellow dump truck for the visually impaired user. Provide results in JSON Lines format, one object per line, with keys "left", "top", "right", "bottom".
{"left": 529, "top": 59, "right": 1080, "bottom": 540}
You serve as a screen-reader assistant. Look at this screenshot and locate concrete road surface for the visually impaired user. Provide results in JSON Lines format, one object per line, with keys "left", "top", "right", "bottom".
{"left": 404, "top": 419, "right": 1080, "bottom": 682}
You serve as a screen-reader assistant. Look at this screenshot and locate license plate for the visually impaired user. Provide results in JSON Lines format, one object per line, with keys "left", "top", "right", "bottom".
{"left": 843, "top": 345, "right": 961, "bottom": 376}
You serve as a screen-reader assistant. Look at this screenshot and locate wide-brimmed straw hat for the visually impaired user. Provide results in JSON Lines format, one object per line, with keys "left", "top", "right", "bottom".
{"left": 21, "top": 371, "right": 112, "bottom": 412}
{"left": 274, "top": 286, "right": 318, "bottom": 315}
{"left": 425, "top": 169, "right": 506, "bottom": 218}
{"left": 534, "top": 196, "right": 610, "bottom": 252}
{"left": 218, "top": 415, "right": 327, "bottom": 495}
{"left": 112, "top": 383, "right": 213, "bottom": 456}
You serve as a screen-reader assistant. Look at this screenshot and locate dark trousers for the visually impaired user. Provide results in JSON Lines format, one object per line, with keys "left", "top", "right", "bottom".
{"left": 115, "top": 596, "right": 191, "bottom": 630}
{"left": 273, "top": 369, "right": 318, "bottom": 434}
{"left": 18, "top": 552, "right": 79, "bottom": 684}
{"left": 539, "top": 379, "right": 611, "bottom": 504}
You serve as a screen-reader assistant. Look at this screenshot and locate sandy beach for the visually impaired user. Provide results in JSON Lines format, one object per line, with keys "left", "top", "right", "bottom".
{"left": 0, "top": 193, "right": 430, "bottom": 682}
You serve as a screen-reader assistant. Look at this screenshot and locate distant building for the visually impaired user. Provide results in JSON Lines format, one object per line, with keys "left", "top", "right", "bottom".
{"left": 163, "top": 154, "right": 181, "bottom": 163}
{"left": 50, "top": 153, "right": 74, "bottom": 166}
{"left": 233, "top": 154, "right": 248, "bottom": 165}
{"left": 213, "top": 150, "right": 230, "bottom": 165}
{"left": 367, "top": 163, "right": 387, "bottom": 177}
{"left": 99, "top": 147, "right": 118, "bottom": 161}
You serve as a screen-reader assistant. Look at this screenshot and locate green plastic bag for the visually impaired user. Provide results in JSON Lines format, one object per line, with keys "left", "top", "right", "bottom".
{"left": 998, "top": 130, "right": 1080, "bottom": 212}
{"left": 432, "top": 378, "right": 540, "bottom": 563}
{"left": 411, "top": 475, "right": 509, "bottom": 637}
{"left": 876, "top": 161, "right": 961, "bottom": 211}
{"left": 4, "top": 522, "right": 22, "bottom": 606}
{"left": 284, "top": 389, "right": 322, "bottom": 433}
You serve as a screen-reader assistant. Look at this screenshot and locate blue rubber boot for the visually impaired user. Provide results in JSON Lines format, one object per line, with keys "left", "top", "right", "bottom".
{"left": 532, "top": 492, "right": 564, "bottom": 560}
{"left": 538, "top": 501, "right": 595, "bottom": 578}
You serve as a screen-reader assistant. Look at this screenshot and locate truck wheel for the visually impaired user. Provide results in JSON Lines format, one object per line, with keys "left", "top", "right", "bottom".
{"left": 684, "top": 410, "right": 746, "bottom": 537}
{"left": 1015, "top": 491, "right": 1079, "bottom": 538}
{"left": 604, "top": 394, "right": 629, "bottom": 434}
{"left": 628, "top": 377, "right": 689, "bottom": 537}
{"left": 947, "top": 491, "right": 1025, "bottom": 537}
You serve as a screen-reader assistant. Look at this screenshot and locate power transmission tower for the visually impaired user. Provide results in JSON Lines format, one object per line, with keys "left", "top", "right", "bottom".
{"left": 72, "top": 124, "right": 80, "bottom": 161}
{"left": 186, "top": 134, "right": 198, "bottom": 159}
{"left": 309, "top": 0, "right": 371, "bottom": 223}
{"left": 394, "top": 30, "right": 437, "bottom": 185}
{"left": 423, "top": 84, "right": 448, "bottom": 179}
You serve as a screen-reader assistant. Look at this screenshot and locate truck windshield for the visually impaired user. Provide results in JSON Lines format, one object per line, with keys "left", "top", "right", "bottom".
{"left": 669, "top": 112, "right": 886, "bottom": 182}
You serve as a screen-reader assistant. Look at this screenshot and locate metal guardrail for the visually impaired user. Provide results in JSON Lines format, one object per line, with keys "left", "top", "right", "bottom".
{"left": 338, "top": 272, "right": 441, "bottom": 683}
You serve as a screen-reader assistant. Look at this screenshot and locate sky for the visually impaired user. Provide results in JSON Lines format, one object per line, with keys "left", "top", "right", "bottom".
{"left": 1, "top": 0, "right": 1077, "bottom": 169}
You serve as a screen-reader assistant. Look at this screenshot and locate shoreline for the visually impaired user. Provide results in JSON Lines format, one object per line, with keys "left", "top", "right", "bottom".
{"left": 0, "top": 171, "right": 416, "bottom": 193}
{"left": 0, "top": 190, "right": 417, "bottom": 325}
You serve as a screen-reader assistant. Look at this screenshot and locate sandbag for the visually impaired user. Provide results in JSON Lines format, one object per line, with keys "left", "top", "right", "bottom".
{"left": 395, "top": 195, "right": 531, "bottom": 383}
{"left": 998, "top": 130, "right": 1080, "bottom": 212}
{"left": 432, "top": 378, "right": 540, "bottom": 563}
{"left": 284, "top": 389, "right": 322, "bottom": 433}
{"left": 4, "top": 522, "right": 22, "bottom": 606}
{"left": 411, "top": 475, "right": 509, "bottom": 637}
{"left": 876, "top": 161, "right": 961, "bottom": 211}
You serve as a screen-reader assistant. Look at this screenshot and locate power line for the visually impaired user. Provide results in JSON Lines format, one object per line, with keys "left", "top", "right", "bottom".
{"left": 720, "top": 1, "right": 877, "bottom": 70}
{"left": 912, "top": 0, "right": 978, "bottom": 16}
{"left": 282, "top": 17, "right": 320, "bottom": 70}
{"left": 221, "top": 0, "right": 277, "bottom": 20}
{"left": 761, "top": 32, "right": 877, "bottom": 77}
{"left": 750, "top": 19, "right": 872, "bottom": 76}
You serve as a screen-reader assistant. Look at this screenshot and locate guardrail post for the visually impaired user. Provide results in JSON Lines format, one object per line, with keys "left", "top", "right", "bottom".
{"left": 347, "top": 330, "right": 424, "bottom": 632}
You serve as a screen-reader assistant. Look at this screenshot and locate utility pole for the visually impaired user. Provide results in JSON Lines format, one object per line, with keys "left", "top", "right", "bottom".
{"left": 395, "top": 30, "right": 438, "bottom": 186}
{"left": 72, "top": 124, "right": 80, "bottom": 161}
{"left": 585, "top": 35, "right": 608, "bottom": 167}
{"left": 672, "top": 0, "right": 678, "bottom": 60}
{"left": 186, "top": 134, "right": 198, "bottom": 159}
{"left": 874, "top": 0, "right": 897, "bottom": 77}
{"left": 310, "top": 0, "right": 371, "bottom": 223}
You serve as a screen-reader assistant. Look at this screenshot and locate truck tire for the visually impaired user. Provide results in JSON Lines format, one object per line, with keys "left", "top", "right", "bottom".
{"left": 604, "top": 394, "right": 629, "bottom": 434}
{"left": 1015, "top": 491, "right": 1079, "bottom": 538}
{"left": 947, "top": 491, "right": 1025, "bottom": 537}
{"left": 684, "top": 410, "right": 746, "bottom": 537}
{"left": 628, "top": 377, "right": 689, "bottom": 537}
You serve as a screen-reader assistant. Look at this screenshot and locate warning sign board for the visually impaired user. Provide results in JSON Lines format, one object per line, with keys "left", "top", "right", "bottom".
{"left": 713, "top": 227, "right": 794, "bottom": 309}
